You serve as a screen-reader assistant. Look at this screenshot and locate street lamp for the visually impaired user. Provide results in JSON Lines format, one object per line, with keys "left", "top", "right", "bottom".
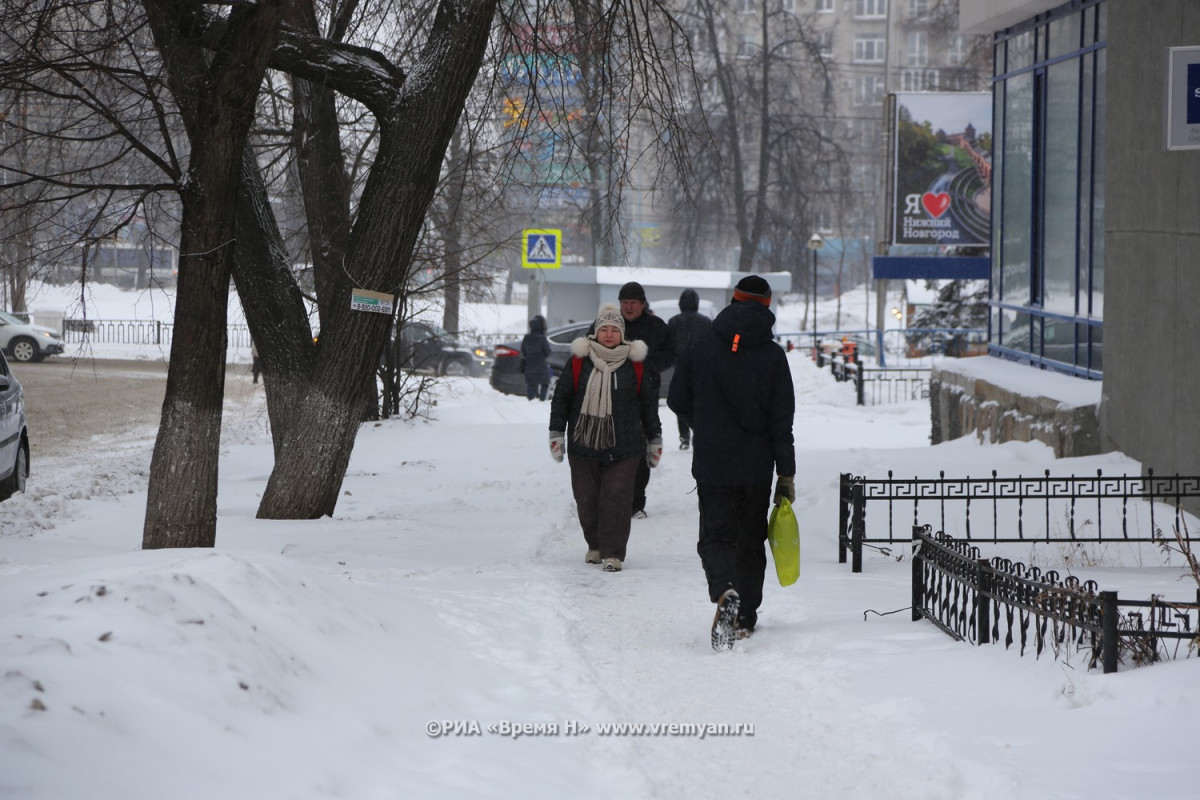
{"left": 807, "top": 233, "right": 825, "bottom": 332}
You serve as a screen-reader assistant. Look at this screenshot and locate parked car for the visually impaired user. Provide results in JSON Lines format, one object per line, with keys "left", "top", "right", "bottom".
{"left": 0, "top": 351, "right": 29, "bottom": 501}
{"left": 490, "top": 320, "right": 592, "bottom": 397}
{"left": 393, "top": 321, "right": 491, "bottom": 377}
{"left": 0, "top": 310, "right": 64, "bottom": 362}
{"left": 490, "top": 319, "right": 678, "bottom": 399}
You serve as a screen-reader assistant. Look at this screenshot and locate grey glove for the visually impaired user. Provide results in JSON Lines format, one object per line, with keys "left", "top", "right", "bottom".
{"left": 549, "top": 431, "right": 565, "bottom": 463}
{"left": 774, "top": 475, "right": 795, "bottom": 506}
{"left": 646, "top": 438, "right": 663, "bottom": 469}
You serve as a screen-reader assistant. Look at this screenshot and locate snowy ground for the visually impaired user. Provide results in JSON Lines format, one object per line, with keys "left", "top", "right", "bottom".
{"left": 1, "top": 284, "right": 1197, "bottom": 799}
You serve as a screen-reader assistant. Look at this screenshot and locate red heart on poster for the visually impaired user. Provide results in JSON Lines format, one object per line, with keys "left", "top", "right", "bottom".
{"left": 922, "top": 192, "right": 951, "bottom": 218}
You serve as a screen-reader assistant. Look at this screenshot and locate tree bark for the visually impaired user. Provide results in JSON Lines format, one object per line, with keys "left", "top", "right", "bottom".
{"left": 256, "top": 0, "right": 499, "bottom": 519}
{"left": 141, "top": 0, "right": 282, "bottom": 549}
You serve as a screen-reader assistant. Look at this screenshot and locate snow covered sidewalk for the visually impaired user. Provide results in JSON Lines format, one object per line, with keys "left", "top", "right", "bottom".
{"left": 1, "top": 355, "right": 1197, "bottom": 799}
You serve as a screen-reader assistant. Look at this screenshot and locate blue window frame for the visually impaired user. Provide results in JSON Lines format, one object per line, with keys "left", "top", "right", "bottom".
{"left": 989, "top": 0, "right": 1105, "bottom": 378}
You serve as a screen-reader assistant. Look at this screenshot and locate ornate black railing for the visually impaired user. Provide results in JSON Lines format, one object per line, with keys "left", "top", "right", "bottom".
{"left": 912, "top": 526, "right": 1200, "bottom": 673}
{"left": 839, "top": 470, "right": 1200, "bottom": 572}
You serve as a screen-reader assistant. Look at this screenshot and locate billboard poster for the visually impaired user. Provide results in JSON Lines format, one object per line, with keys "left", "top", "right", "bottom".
{"left": 891, "top": 92, "right": 992, "bottom": 247}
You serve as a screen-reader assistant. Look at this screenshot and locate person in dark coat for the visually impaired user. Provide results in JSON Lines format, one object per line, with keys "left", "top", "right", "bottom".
{"left": 521, "top": 315, "right": 553, "bottom": 401}
{"left": 550, "top": 303, "right": 663, "bottom": 572}
{"left": 588, "top": 281, "right": 674, "bottom": 519}
{"left": 666, "top": 288, "right": 711, "bottom": 450}
{"left": 667, "top": 275, "right": 796, "bottom": 651}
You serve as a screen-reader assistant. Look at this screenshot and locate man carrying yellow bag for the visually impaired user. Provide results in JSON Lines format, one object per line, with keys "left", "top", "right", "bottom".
{"left": 668, "top": 276, "right": 796, "bottom": 652}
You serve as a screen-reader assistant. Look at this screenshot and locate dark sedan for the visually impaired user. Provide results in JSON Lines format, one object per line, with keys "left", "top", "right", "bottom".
{"left": 490, "top": 320, "right": 674, "bottom": 399}
{"left": 489, "top": 321, "right": 592, "bottom": 396}
{"left": 394, "top": 321, "right": 492, "bottom": 377}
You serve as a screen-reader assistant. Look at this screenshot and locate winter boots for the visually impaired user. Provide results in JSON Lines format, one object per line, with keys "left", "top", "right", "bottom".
{"left": 711, "top": 589, "right": 740, "bottom": 652}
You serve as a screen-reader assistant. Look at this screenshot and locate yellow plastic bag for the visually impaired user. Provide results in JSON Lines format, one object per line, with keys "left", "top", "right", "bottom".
{"left": 767, "top": 497, "right": 800, "bottom": 586}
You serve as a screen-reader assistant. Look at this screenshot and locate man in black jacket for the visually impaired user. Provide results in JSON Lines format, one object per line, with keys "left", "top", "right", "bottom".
{"left": 667, "top": 275, "right": 796, "bottom": 652}
{"left": 667, "top": 288, "right": 711, "bottom": 450}
{"left": 606, "top": 281, "right": 674, "bottom": 518}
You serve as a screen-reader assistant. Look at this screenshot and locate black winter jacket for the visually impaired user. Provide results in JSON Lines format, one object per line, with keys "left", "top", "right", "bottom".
{"left": 668, "top": 293, "right": 711, "bottom": 361}
{"left": 549, "top": 339, "right": 662, "bottom": 463}
{"left": 667, "top": 300, "right": 795, "bottom": 485}
{"left": 521, "top": 317, "right": 552, "bottom": 381}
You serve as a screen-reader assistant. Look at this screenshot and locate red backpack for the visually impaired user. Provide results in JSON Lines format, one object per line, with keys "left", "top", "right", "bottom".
{"left": 571, "top": 356, "right": 643, "bottom": 394}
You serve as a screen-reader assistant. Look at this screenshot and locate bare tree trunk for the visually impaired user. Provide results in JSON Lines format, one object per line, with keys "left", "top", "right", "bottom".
{"left": 257, "top": 0, "right": 498, "bottom": 519}
{"left": 141, "top": 0, "right": 282, "bottom": 549}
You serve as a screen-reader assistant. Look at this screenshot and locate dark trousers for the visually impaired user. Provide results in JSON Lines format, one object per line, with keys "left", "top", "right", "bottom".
{"left": 677, "top": 417, "right": 691, "bottom": 444}
{"left": 632, "top": 456, "right": 651, "bottom": 513}
{"left": 526, "top": 380, "right": 548, "bottom": 401}
{"left": 696, "top": 482, "right": 771, "bottom": 629}
{"left": 569, "top": 454, "right": 640, "bottom": 560}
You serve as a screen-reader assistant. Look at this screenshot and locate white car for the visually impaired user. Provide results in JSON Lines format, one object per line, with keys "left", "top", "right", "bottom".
{"left": 0, "top": 350, "right": 28, "bottom": 500}
{"left": 0, "top": 310, "right": 64, "bottom": 362}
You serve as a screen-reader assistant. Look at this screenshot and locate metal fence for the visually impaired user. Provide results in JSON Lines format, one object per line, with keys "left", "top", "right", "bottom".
{"left": 839, "top": 470, "right": 1200, "bottom": 572}
{"left": 912, "top": 526, "right": 1200, "bottom": 673}
{"left": 61, "top": 320, "right": 253, "bottom": 349}
{"left": 778, "top": 328, "right": 987, "bottom": 368}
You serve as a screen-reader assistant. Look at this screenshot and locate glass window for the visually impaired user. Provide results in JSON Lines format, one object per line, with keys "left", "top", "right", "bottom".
{"left": 1091, "top": 47, "right": 1106, "bottom": 320}
{"left": 907, "top": 32, "right": 928, "bottom": 66}
{"left": 854, "top": 34, "right": 885, "bottom": 63}
{"left": 817, "top": 0, "right": 834, "bottom": 12}
{"left": 854, "top": 0, "right": 886, "bottom": 19}
{"left": 1006, "top": 30, "right": 1034, "bottom": 72}
{"left": 1000, "top": 72, "right": 1033, "bottom": 306}
{"left": 1048, "top": 12, "right": 1081, "bottom": 59}
{"left": 854, "top": 75, "right": 884, "bottom": 106}
{"left": 989, "top": 0, "right": 1105, "bottom": 376}
{"left": 1042, "top": 59, "right": 1080, "bottom": 315}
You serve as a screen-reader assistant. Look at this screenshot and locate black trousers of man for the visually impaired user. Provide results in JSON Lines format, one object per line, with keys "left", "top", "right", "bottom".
{"left": 696, "top": 482, "right": 771, "bottom": 631}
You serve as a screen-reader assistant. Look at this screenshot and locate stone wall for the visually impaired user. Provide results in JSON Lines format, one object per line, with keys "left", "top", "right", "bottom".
{"left": 930, "top": 365, "right": 1101, "bottom": 458}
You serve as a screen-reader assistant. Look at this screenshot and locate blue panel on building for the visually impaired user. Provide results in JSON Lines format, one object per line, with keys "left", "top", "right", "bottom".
{"left": 1188, "top": 63, "right": 1200, "bottom": 124}
{"left": 871, "top": 256, "right": 990, "bottom": 280}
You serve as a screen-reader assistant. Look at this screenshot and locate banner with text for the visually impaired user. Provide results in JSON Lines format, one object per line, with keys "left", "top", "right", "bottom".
{"left": 891, "top": 92, "right": 992, "bottom": 248}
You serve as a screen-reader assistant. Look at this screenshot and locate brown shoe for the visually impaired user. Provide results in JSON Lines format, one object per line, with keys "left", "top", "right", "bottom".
{"left": 601, "top": 558, "right": 623, "bottom": 572}
{"left": 585, "top": 549, "right": 601, "bottom": 564}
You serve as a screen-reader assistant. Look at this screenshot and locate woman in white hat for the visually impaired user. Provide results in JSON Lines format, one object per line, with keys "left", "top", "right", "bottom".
{"left": 548, "top": 303, "right": 663, "bottom": 572}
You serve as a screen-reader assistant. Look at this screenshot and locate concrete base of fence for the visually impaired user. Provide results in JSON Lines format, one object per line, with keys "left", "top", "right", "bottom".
{"left": 930, "top": 361, "right": 1102, "bottom": 458}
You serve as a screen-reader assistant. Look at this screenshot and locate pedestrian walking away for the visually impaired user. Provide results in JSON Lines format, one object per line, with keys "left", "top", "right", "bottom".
{"left": 666, "top": 288, "right": 711, "bottom": 451}
{"left": 667, "top": 275, "right": 796, "bottom": 651}
{"left": 590, "top": 281, "right": 674, "bottom": 519}
{"left": 251, "top": 340, "right": 262, "bottom": 384}
{"left": 521, "top": 315, "right": 553, "bottom": 401}
{"left": 550, "top": 303, "right": 662, "bottom": 573}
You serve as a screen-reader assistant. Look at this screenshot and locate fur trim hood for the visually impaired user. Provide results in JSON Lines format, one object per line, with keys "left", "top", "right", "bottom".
{"left": 571, "top": 337, "right": 648, "bottom": 362}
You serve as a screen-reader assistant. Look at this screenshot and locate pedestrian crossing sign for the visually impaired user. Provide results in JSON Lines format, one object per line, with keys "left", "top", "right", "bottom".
{"left": 522, "top": 229, "right": 562, "bottom": 269}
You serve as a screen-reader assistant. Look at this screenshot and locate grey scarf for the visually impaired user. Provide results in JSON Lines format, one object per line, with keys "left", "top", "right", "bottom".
{"left": 572, "top": 338, "right": 631, "bottom": 450}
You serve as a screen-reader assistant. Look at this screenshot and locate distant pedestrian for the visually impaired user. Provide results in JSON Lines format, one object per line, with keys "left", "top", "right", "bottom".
{"left": 667, "top": 275, "right": 796, "bottom": 652}
{"left": 521, "top": 315, "right": 552, "bottom": 401}
{"left": 666, "top": 288, "right": 711, "bottom": 450}
{"left": 589, "top": 281, "right": 674, "bottom": 519}
{"left": 550, "top": 303, "right": 662, "bottom": 572}
{"left": 251, "top": 340, "right": 262, "bottom": 384}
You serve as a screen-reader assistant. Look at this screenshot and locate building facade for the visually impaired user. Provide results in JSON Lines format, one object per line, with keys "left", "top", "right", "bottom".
{"left": 960, "top": 0, "right": 1200, "bottom": 476}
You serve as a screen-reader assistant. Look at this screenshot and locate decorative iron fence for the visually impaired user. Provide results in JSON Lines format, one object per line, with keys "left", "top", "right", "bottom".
{"left": 839, "top": 470, "right": 1200, "bottom": 572}
{"left": 912, "top": 526, "right": 1200, "bottom": 673}
{"left": 60, "top": 320, "right": 253, "bottom": 349}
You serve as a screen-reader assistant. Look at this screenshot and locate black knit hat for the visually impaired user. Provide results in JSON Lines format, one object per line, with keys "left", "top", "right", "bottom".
{"left": 618, "top": 281, "right": 647, "bottom": 302}
{"left": 733, "top": 275, "right": 772, "bottom": 306}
